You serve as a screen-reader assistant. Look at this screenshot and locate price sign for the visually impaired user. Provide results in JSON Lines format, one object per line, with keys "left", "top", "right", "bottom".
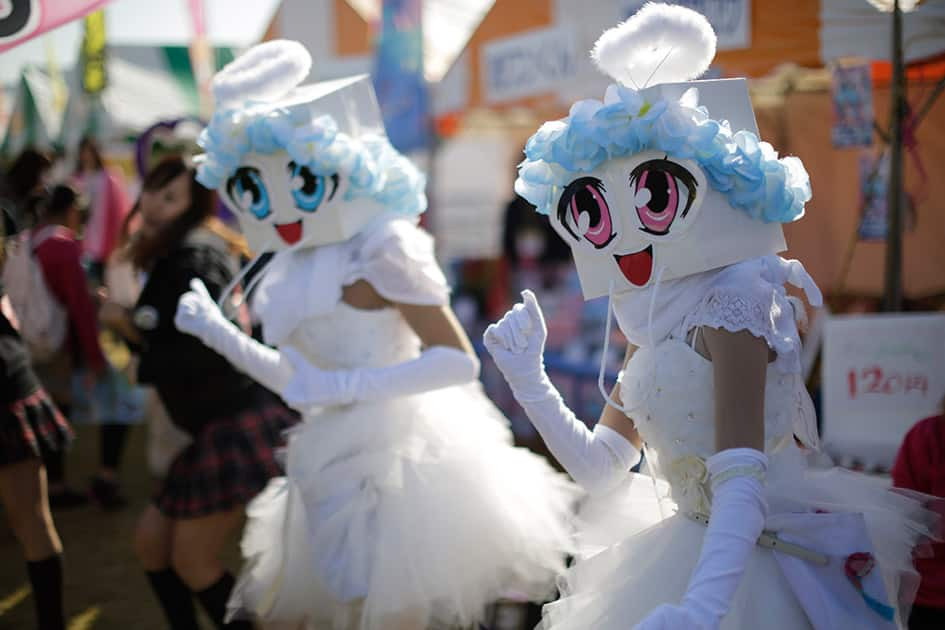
{"left": 822, "top": 313, "right": 945, "bottom": 469}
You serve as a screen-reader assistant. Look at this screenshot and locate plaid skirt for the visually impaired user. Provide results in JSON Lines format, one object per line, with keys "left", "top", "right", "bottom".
{"left": 154, "top": 388, "right": 299, "bottom": 518}
{"left": 0, "top": 388, "right": 74, "bottom": 467}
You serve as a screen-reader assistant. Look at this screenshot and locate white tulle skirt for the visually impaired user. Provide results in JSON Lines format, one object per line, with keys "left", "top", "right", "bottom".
{"left": 229, "top": 383, "right": 578, "bottom": 630}
{"left": 542, "top": 446, "right": 937, "bottom": 630}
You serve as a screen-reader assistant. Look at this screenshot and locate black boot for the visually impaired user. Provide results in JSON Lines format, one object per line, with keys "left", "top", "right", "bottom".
{"left": 145, "top": 568, "right": 200, "bottom": 630}
{"left": 26, "top": 554, "right": 64, "bottom": 630}
{"left": 194, "top": 572, "right": 253, "bottom": 629}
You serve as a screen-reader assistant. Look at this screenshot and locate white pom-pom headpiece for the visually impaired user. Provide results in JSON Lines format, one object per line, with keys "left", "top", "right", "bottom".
{"left": 212, "top": 40, "right": 312, "bottom": 108}
{"left": 592, "top": 3, "right": 716, "bottom": 89}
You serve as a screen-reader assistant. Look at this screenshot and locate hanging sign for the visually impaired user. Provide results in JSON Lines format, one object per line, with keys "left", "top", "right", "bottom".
{"left": 831, "top": 61, "right": 874, "bottom": 149}
{"left": 482, "top": 25, "right": 578, "bottom": 104}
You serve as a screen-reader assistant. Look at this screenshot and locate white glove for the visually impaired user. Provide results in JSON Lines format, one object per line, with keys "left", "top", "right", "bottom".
{"left": 280, "top": 344, "right": 479, "bottom": 412}
{"left": 175, "top": 278, "right": 293, "bottom": 395}
{"left": 635, "top": 448, "right": 768, "bottom": 630}
{"left": 483, "top": 290, "right": 638, "bottom": 495}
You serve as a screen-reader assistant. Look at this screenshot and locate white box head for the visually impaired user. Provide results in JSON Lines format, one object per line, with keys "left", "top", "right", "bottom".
{"left": 517, "top": 5, "right": 808, "bottom": 301}
{"left": 196, "top": 42, "right": 423, "bottom": 254}
{"left": 552, "top": 79, "right": 787, "bottom": 300}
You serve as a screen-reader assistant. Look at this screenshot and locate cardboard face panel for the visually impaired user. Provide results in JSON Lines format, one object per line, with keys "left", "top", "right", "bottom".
{"left": 218, "top": 150, "right": 385, "bottom": 253}
{"left": 211, "top": 74, "right": 389, "bottom": 253}
{"left": 548, "top": 78, "right": 787, "bottom": 300}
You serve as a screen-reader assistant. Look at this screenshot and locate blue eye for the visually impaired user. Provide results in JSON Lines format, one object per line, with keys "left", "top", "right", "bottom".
{"left": 288, "top": 162, "right": 340, "bottom": 213}
{"left": 226, "top": 167, "right": 271, "bottom": 220}
{"left": 289, "top": 163, "right": 325, "bottom": 212}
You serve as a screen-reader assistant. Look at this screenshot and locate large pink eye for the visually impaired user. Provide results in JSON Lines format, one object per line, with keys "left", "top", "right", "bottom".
{"left": 557, "top": 177, "right": 616, "bottom": 249}
{"left": 629, "top": 159, "right": 698, "bottom": 236}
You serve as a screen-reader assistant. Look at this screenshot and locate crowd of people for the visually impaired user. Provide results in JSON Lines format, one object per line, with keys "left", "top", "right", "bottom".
{"left": 1, "top": 8, "right": 944, "bottom": 630}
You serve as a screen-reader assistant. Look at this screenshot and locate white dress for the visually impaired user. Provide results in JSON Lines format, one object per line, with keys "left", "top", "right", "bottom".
{"left": 542, "top": 256, "right": 936, "bottom": 630}
{"left": 229, "top": 217, "right": 578, "bottom": 629}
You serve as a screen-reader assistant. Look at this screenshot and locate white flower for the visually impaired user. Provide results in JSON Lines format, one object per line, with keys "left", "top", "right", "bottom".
{"left": 668, "top": 455, "right": 711, "bottom": 514}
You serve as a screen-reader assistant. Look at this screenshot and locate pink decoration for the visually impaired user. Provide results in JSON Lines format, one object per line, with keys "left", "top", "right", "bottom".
{"left": 0, "top": 0, "right": 114, "bottom": 54}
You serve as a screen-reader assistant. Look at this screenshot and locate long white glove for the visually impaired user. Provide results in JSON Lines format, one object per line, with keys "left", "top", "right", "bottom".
{"left": 174, "top": 278, "right": 294, "bottom": 394}
{"left": 635, "top": 448, "right": 768, "bottom": 630}
{"left": 483, "top": 290, "right": 639, "bottom": 495}
{"left": 279, "top": 344, "right": 480, "bottom": 411}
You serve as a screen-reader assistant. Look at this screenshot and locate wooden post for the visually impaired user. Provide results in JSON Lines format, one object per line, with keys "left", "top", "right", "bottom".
{"left": 883, "top": 0, "right": 905, "bottom": 312}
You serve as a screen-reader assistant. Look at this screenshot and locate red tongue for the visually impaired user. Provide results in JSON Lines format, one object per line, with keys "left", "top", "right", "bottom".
{"left": 275, "top": 221, "right": 303, "bottom": 245}
{"left": 615, "top": 246, "right": 653, "bottom": 287}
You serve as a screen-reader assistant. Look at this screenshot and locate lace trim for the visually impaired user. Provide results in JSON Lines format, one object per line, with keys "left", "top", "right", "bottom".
{"left": 679, "top": 287, "right": 801, "bottom": 371}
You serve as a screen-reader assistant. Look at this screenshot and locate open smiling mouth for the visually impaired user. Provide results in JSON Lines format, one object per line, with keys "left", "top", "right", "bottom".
{"left": 274, "top": 221, "right": 303, "bottom": 245}
{"left": 614, "top": 245, "right": 654, "bottom": 287}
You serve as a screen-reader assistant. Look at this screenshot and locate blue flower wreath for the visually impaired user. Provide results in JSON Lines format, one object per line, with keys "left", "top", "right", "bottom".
{"left": 195, "top": 104, "right": 427, "bottom": 217}
{"left": 515, "top": 83, "right": 811, "bottom": 223}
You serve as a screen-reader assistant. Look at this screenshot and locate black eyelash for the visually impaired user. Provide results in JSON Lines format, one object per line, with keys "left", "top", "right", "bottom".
{"left": 557, "top": 176, "right": 607, "bottom": 240}
{"left": 628, "top": 157, "right": 699, "bottom": 217}
{"left": 226, "top": 166, "right": 262, "bottom": 205}
{"left": 327, "top": 174, "right": 339, "bottom": 201}
{"left": 287, "top": 161, "right": 340, "bottom": 201}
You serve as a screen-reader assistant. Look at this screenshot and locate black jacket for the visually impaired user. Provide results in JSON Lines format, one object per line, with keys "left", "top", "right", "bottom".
{"left": 134, "top": 228, "right": 261, "bottom": 434}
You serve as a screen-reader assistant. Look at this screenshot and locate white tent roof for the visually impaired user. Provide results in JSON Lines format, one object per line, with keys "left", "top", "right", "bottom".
{"left": 0, "top": 0, "right": 280, "bottom": 84}
{"left": 59, "top": 56, "right": 194, "bottom": 148}
{"left": 820, "top": 0, "right": 945, "bottom": 63}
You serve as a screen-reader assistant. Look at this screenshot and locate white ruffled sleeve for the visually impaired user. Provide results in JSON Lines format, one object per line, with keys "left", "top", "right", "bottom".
{"left": 345, "top": 218, "right": 451, "bottom": 307}
{"left": 679, "top": 256, "right": 822, "bottom": 375}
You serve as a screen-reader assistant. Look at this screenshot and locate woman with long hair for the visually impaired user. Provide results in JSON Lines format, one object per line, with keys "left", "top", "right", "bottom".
{"left": 99, "top": 156, "right": 298, "bottom": 630}
{"left": 0, "top": 207, "right": 71, "bottom": 630}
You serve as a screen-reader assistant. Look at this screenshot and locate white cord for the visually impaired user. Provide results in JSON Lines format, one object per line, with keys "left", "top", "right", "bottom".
{"left": 216, "top": 236, "right": 276, "bottom": 310}
{"left": 598, "top": 280, "right": 631, "bottom": 415}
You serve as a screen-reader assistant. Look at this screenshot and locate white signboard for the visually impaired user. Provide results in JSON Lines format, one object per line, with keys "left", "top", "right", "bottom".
{"left": 621, "top": 1, "right": 751, "bottom": 50}
{"left": 482, "top": 25, "right": 578, "bottom": 104}
{"left": 822, "top": 313, "right": 945, "bottom": 469}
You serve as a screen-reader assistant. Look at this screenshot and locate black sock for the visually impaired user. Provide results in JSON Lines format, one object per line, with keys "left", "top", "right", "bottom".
{"left": 145, "top": 568, "right": 200, "bottom": 630}
{"left": 26, "top": 554, "right": 64, "bottom": 630}
{"left": 101, "top": 423, "right": 130, "bottom": 472}
{"left": 194, "top": 571, "right": 253, "bottom": 629}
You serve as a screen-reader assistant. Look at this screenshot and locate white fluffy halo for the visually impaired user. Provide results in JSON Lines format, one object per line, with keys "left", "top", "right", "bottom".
{"left": 591, "top": 3, "right": 716, "bottom": 88}
{"left": 212, "top": 39, "right": 312, "bottom": 107}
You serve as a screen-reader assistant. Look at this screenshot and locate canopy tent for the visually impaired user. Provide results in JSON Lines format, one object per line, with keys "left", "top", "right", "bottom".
{"left": 58, "top": 56, "right": 195, "bottom": 150}
{"left": 0, "top": 66, "right": 62, "bottom": 160}
{"left": 56, "top": 45, "right": 234, "bottom": 150}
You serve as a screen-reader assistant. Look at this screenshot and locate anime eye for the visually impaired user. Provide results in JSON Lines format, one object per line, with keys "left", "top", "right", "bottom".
{"left": 226, "top": 167, "right": 270, "bottom": 220}
{"left": 629, "top": 158, "right": 698, "bottom": 236}
{"left": 557, "top": 177, "right": 616, "bottom": 249}
{"left": 287, "top": 162, "right": 339, "bottom": 213}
